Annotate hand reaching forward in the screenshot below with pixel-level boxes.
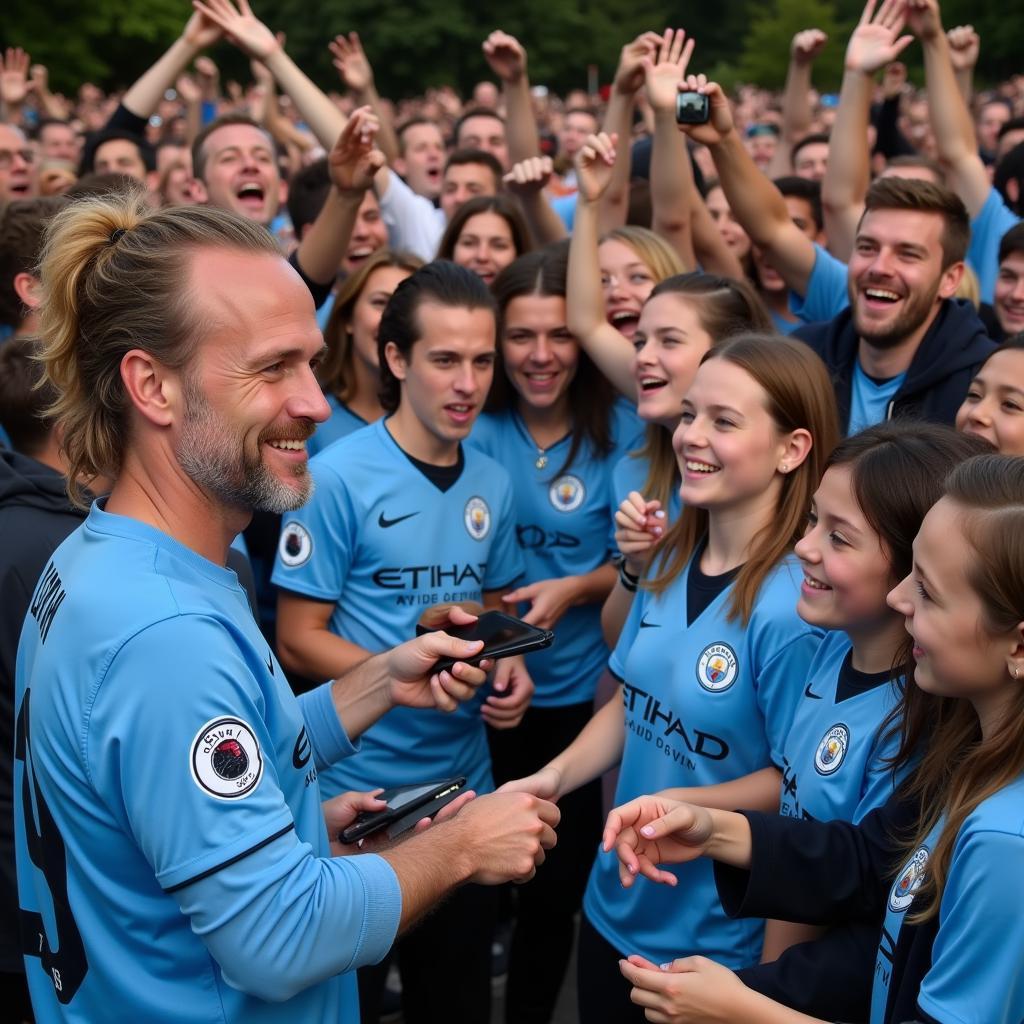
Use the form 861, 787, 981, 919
844, 0, 913, 75
329, 32, 375, 93
614, 491, 666, 572
602, 795, 714, 888
482, 30, 527, 84
192, 0, 280, 62
575, 131, 618, 203
643, 28, 696, 114
327, 105, 386, 193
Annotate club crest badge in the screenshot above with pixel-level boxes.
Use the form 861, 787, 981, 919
549, 474, 585, 513
190, 717, 264, 800
888, 845, 930, 913
278, 521, 313, 568
464, 496, 491, 540
696, 642, 738, 692
814, 724, 850, 776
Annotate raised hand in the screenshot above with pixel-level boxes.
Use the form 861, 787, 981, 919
482, 30, 527, 84
881, 60, 908, 98
501, 574, 576, 630
602, 794, 714, 888
181, 7, 223, 49
613, 30, 665, 97
791, 27, 829, 64
0, 47, 32, 108
575, 130, 618, 203
614, 491, 666, 571
191, 0, 280, 62
845, 0, 913, 75
327, 106, 386, 192
675, 76, 734, 146
643, 28, 696, 114
175, 74, 202, 105
329, 32, 374, 93
905, 0, 944, 42
502, 155, 554, 196
946, 24, 980, 71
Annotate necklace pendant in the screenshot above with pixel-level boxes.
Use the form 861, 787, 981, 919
535, 454, 548, 470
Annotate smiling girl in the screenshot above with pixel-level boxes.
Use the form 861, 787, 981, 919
468, 245, 643, 1022
955, 333, 1024, 455
435, 194, 532, 286
607, 452, 1024, 1024
501, 334, 839, 1021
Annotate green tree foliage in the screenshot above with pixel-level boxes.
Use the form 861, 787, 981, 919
721, 0, 848, 91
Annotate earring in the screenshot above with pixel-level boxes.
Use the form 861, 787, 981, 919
1014, 666, 1021, 680
780, 463, 789, 474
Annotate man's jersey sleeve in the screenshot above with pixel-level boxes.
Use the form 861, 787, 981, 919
272, 461, 359, 602
789, 243, 849, 324
87, 615, 299, 893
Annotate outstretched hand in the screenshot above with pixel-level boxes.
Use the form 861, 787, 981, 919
845, 0, 913, 75
482, 30, 527, 84
602, 795, 714, 888
619, 954, 749, 1021
642, 28, 696, 114
192, 0, 281, 61
613, 31, 665, 97
0, 47, 32, 108
329, 32, 375, 93
575, 131, 618, 203
327, 105, 386, 193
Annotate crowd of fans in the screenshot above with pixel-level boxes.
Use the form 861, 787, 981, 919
3, 0, 1024, 1022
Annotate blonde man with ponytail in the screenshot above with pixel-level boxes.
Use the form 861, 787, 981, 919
14, 193, 558, 1023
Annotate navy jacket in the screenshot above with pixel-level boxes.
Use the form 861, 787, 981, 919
795, 299, 997, 433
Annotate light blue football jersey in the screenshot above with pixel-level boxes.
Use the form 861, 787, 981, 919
468, 400, 643, 705
779, 631, 906, 825
14, 503, 398, 1023
306, 393, 368, 458
873, 776, 1024, 1024
272, 419, 524, 797
583, 552, 821, 968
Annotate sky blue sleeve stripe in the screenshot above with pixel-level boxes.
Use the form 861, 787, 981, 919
299, 682, 359, 772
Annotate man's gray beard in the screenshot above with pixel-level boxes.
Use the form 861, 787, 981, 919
176, 379, 313, 514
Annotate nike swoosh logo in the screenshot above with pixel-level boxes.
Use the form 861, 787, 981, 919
266, 652, 275, 676
639, 614, 661, 629
804, 683, 821, 699
378, 511, 420, 529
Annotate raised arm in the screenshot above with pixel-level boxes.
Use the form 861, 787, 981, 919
822, 0, 913, 260
908, 0, 989, 215
782, 29, 828, 147
683, 75, 817, 296
599, 31, 664, 231
295, 106, 385, 286
482, 30, 539, 162
0, 47, 32, 125
121, 12, 221, 122
503, 156, 568, 244
645, 29, 698, 270
565, 132, 641, 397
945, 24, 980, 106
329, 32, 399, 165
194, 0, 346, 149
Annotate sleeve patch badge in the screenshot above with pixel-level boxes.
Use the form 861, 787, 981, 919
190, 717, 264, 800
278, 521, 313, 567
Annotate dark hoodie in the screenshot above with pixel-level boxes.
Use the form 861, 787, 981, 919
795, 298, 997, 433
0, 449, 86, 973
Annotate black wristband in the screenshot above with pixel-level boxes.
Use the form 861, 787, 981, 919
618, 562, 639, 592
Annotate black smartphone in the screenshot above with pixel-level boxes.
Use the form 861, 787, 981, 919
428, 611, 554, 674
339, 777, 467, 845
676, 90, 710, 125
